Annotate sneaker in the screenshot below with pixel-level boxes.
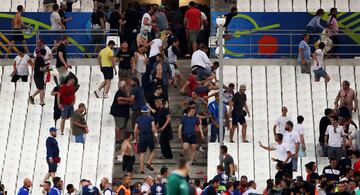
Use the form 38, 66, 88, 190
199, 146, 206, 152
29, 96, 35, 104
103, 94, 109, 99
94, 90, 100, 98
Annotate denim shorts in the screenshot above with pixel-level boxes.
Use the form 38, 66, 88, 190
313, 67, 327, 79
61, 105, 74, 119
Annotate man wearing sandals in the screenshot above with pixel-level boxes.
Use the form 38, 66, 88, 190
134, 106, 157, 173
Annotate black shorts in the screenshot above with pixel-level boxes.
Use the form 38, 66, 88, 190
34, 76, 45, 90
47, 159, 57, 173
232, 113, 246, 125
138, 135, 155, 153
13, 29, 24, 42
182, 134, 197, 144
101, 67, 114, 80
122, 155, 135, 172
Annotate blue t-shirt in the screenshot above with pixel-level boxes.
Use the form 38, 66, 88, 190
82, 185, 100, 195
181, 115, 199, 136
131, 86, 145, 111
17, 187, 30, 195
298, 40, 311, 63
49, 187, 61, 195
46, 136, 59, 160
151, 183, 165, 195
208, 100, 227, 126
136, 115, 154, 135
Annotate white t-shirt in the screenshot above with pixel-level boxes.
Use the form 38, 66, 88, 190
313, 48, 324, 70
191, 50, 211, 69
141, 13, 152, 32
34, 45, 52, 64
141, 183, 151, 195
243, 188, 257, 195
283, 130, 300, 154
275, 116, 292, 134
135, 52, 147, 73
167, 45, 177, 64
14, 54, 31, 76
149, 39, 162, 58
275, 142, 291, 163
196, 187, 202, 195
51, 11, 62, 30
325, 125, 345, 147
294, 123, 305, 136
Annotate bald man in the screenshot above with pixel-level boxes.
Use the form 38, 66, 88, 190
17, 178, 32, 195
141, 176, 153, 195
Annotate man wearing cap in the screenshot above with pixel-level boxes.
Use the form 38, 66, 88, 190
43, 127, 60, 183
229, 84, 250, 143
134, 106, 157, 173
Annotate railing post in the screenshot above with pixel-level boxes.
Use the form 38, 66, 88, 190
290, 32, 293, 58
250, 31, 252, 58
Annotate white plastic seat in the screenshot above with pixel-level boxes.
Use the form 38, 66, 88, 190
237, 0, 250, 11
81, 0, 94, 12
106, 36, 121, 48
321, 0, 335, 12
11, 0, 25, 12
25, 0, 39, 11
278, 0, 292, 11
265, 0, 278, 12
293, 0, 307, 11
336, 0, 349, 11
250, 0, 264, 12
307, 0, 320, 12
0, 0, 11, 11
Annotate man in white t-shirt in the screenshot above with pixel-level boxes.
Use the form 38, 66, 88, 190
260, 133, 293, 178
149, 38, 163, 59
283, 121, 300, 172
141, 176, 153, 195
324, 116, 346, 161
141, 7, 154, 33
50, 4, 65, 31
191, 45, 213, 81
273, 106, 292, 137
312, 42, 330, 83
294, 115, 306, 156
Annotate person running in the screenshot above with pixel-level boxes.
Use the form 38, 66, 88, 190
94, 40, 117, 99
58, 78, 76, 135
134, 106, 157, 173
43, 127, 60, 183
312, 42, 330, 83
229, 84, 250, 143
29, 49, 47, 106
179, 107, 204, 163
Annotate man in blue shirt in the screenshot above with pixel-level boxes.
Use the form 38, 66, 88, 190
179, 107, 204, 163
298, 33, 311, 74
49, 177, 62, 195
43, 127, 60, 183
17, 178, 32, 195
134, 106, 157, 174
129, 77, 146, 129
208, 92, 230, 142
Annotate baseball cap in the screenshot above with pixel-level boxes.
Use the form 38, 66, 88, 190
141, 106, 149, 113
49, 127, 57, 132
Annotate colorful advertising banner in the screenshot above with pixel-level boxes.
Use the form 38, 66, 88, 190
211, 12, 360, 58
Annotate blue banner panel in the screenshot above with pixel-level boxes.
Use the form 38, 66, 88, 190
211, 12, 360, 58
0, 12, 98, 57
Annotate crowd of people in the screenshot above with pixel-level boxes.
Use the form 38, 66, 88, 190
3, 1, 360, 195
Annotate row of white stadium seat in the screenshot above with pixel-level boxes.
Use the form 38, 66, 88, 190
0, 0, 91, 12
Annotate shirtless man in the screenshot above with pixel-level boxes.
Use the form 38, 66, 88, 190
8, 5, 29, 56
120, 132, 135, 177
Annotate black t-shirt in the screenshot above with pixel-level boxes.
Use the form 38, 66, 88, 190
91, 10, 105, 25
109, 11, 121, 30
224, 12, 237, 28
53, 86, 60, 110
322, 165, 341, 181
155, 108, 171, 130
117, 50, 132, 70
124, 9, 139, 31
319, 116, 331, 143
148, 93, 165, 111
56, 43, 67, 68
58, 9, 66, 27
231, 92, 246, 115
110, 89, 130, 118
34, 56, 45, 77
223, 154, 234, 176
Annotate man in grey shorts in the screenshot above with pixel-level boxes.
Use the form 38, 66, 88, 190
110, 81, 131, 142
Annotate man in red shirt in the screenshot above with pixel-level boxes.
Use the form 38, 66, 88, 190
58, 77, 76, 135
353, 150, 360, 174
184, 1, 201, 54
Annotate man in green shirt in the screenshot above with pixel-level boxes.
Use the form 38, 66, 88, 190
71, 103, 89, 143
167, 158, 190, 195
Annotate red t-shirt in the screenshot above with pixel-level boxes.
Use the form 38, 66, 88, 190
187, 74, 198, 96
185, 7, 201, 30
59, 84, 75, 105
354, 160, 360, 173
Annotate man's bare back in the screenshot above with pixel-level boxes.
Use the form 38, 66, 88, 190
13, 12, 23, 29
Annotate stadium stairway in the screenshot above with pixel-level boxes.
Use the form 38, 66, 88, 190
112, 60, 209, 183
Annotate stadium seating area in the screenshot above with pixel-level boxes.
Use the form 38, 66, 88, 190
0, 65, 116, 194
208, 62, 360, 190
